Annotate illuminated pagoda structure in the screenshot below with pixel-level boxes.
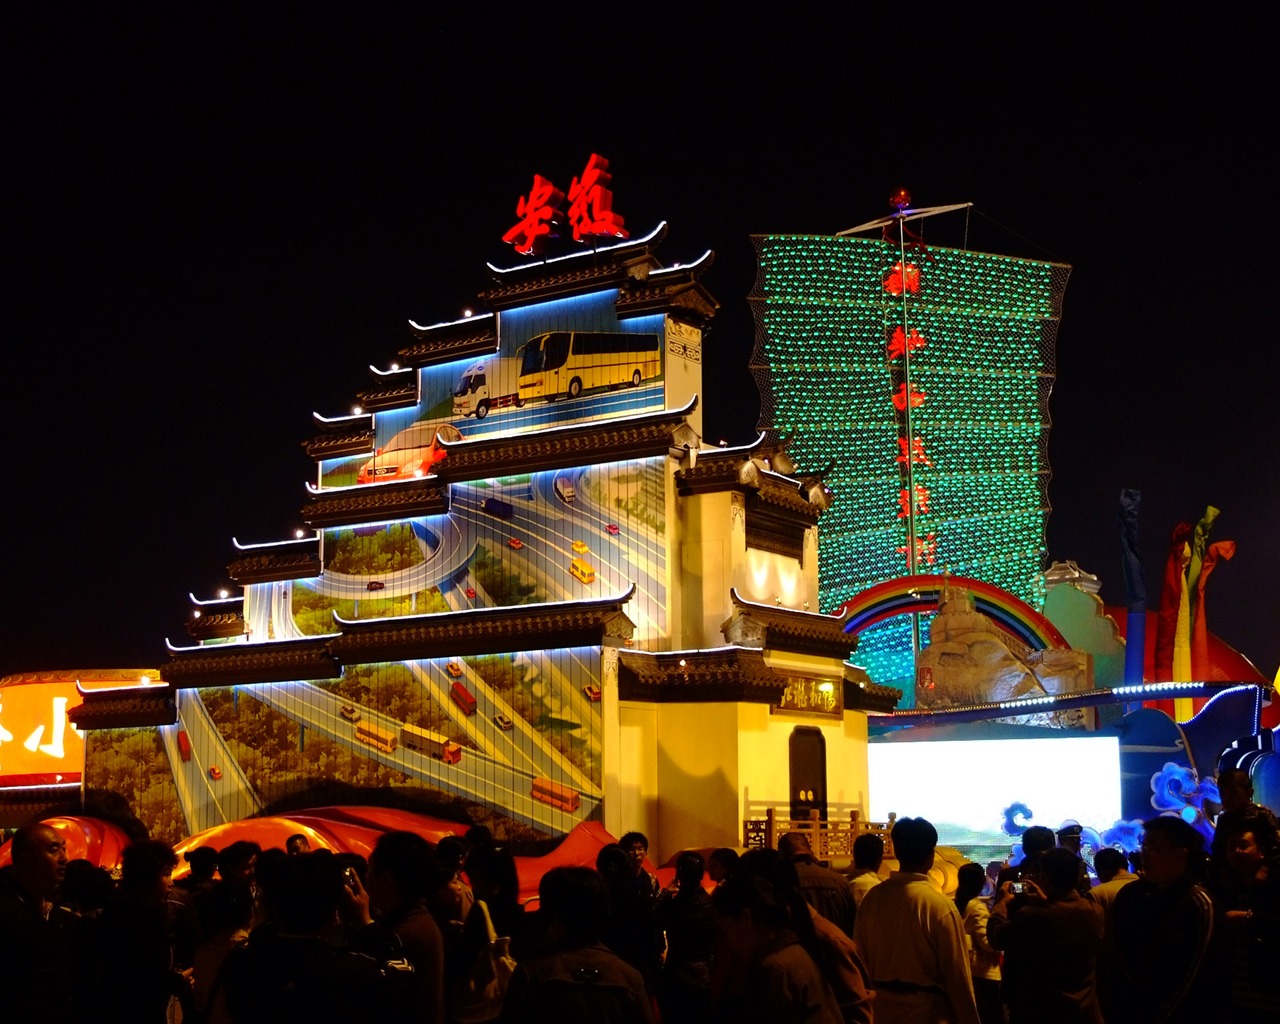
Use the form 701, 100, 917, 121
65, 218, 899, 857
749, 207, 1071, 699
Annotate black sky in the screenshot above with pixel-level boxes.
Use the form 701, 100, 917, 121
7, 12, 1276, 680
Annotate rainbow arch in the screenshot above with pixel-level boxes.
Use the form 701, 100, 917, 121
833, 575, 1070, 651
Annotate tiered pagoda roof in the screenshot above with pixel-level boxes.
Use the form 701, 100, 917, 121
227, 539, 322, 584
616, 591, 901, 712
332, 589, 636, 662
676, 435, 833, 559
301, 413, 375, 460
301, 478, 451, 529
618, 647, 789, 703
355, 366, 418, 413
433, 399, 701, 480
68, 685, 177, 729
154, 591, 636, 692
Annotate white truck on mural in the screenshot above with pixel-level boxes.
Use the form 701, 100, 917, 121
452, 357, 523, 419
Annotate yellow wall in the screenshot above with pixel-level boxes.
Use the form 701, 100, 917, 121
736, 526, 821, 612
611, 695, 872, 863
655, 702, 743, 854
607, 447, 868, 863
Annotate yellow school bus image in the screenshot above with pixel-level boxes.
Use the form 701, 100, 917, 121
516, 331, 660, 403
569, 557, 596, 584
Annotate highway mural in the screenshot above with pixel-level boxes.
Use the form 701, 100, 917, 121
255, 458, 668, 645
185, 455, 668, 838
184, 643, 606, 839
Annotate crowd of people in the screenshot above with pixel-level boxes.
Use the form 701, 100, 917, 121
1, 770, 1276, 1023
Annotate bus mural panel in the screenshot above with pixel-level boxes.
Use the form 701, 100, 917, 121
516, 331, 661, 403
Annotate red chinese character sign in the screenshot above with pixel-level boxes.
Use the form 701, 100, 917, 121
502, 154, 628, 256
882, 241, 934, 575
568, 153, 629, 242
887, 326, 927, 361
502, 174, 566, 256
883, 262, 921, 296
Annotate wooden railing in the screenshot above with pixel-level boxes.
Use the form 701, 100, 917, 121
743, 808, 896, 866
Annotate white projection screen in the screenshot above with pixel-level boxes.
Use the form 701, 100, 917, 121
868, 735, 1122, 859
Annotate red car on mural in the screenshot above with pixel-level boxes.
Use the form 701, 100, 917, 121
356, 422, 463, 484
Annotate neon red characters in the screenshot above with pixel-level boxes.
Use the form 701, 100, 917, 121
896, 436, 934, 467
890, 383, 928, 412
883, 262, 921, 296
897, 532, 938, 569
567, 153, 629, 243
502, 173, 566, 256
502, 154, 628, 255
897, 486, 932, 519
887, 326, 927, 361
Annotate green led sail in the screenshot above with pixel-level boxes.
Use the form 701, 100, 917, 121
750, 233, 1070, 698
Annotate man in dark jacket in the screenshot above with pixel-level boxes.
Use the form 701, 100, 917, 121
221, 851, 415, 1023
1111, 816, 1226, 1024
779, 831, 858, 938
0, 822, 82, 1024
989, 847, 1105, 1023
366, 830, 447, 1024
500, 866, 653, 1023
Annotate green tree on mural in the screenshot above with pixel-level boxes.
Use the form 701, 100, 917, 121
472, 546, 541, 605
326, 523, 424, 575
85, 729, 187, 845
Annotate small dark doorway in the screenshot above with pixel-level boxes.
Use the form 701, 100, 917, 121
789, 726, 828, 821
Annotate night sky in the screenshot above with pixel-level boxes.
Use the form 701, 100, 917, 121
7, 12, 1276, 681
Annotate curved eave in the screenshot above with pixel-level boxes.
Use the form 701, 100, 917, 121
160, 594, 636, 690
187, 614, 249, 641
398, 317, 498, 369
163, 636, 342, 689
232, 536, 317, 552
617, 646, 899, 711
333, 588, 637, 662
301, 480, 451, 529
190, 592, 243, 607
68, 690, 177, 730
722, 588, 856, 660
616, 256, 720, 327
617, 647, 787, 704
479, 225, 671, 311
751, 474, 826, 522
676, 449, 824, 521
302, 428, 376, 460
355, 378, 420, 413
228, 551, 323, 585
486, 223, 668, 275
433, 399, 699, 481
